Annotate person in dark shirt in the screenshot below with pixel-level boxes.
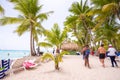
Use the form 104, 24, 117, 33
81, 45, 91, 68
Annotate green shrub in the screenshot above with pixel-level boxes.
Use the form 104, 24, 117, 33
68, 50, 77, 55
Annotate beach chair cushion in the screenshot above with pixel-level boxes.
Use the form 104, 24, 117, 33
23, 59, 37, 69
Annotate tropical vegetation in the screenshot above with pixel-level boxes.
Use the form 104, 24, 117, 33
38, 23, 67, 53
0, 0, 120, 56
64, 0, 120, 50
64, 0, 95, 49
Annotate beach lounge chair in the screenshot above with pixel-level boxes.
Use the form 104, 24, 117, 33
1, 59, 10, 74
0, 59, 10, 79
10, 58, 26, 75
0, 68, 5, 79
23, 59, 38, 69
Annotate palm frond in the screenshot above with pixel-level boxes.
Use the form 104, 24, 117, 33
38, 42, 53, 47
41, 53, 55, 62
64, 15, 78, 25
57, 51, 69, 62
60, 51, 69, 57
87, 9, 102, 16
0, 17, 23, 25
0, 5, 4, 15
69, 2, 82, 15
14, 19, 30, 36
36, 11, 53, 22
102, 3, 118, 12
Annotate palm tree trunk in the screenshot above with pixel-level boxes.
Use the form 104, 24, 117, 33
55, 64, 59, 70
113, 39, 117, 50
82, 20, 89, 45
73, 24, 82, 46
30, 22, 35, 56
32, 38, 36, 56
30, 24, 33, 56
55, 62, 59, 70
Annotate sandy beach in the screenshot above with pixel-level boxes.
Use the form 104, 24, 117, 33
3, 55, 120, 80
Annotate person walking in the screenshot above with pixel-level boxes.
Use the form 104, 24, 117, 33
107, 44, 118, 67
81, 45, 91, 68
97, 44, 106, 67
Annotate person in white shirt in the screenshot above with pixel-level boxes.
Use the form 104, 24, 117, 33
107, 44, 118, 67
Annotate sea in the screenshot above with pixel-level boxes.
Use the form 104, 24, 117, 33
0, 50, 30, 60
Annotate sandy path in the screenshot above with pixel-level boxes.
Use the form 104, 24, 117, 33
3, 55, 120, 80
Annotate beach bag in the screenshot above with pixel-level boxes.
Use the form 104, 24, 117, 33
115, 52, 119, 56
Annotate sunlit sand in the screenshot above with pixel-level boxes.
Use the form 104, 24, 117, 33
3, 55, 120, 80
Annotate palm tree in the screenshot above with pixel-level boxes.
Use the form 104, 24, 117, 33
89, 0, 120, 28
94, 22, 120, 49
40, 23, 67, 53
41, 51, 68, 70
64, 0, 94, 46
88, 0, 120, 50
0, 0, 53, 56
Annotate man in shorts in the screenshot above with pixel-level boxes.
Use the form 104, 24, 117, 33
97, 44, 106, 67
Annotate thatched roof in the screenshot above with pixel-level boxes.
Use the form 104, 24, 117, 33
61, 42, 79, 51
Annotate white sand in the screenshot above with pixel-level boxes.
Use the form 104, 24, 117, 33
3, 55, 120, 80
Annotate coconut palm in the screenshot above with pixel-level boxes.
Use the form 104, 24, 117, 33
0, 0, 53, 56
94, 22, 120, 49
87, 0, 120, 50
64, 0, 94, 46
89, 0, 120, 28
41, 51, 68, 70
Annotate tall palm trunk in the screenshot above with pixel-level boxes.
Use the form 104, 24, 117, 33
30, 22, 35, 56
30, 25, 33, 56
113, 39, 117, 50
82, 19, 89, 45
32, 38, 36, 56
73, 25, 82, 46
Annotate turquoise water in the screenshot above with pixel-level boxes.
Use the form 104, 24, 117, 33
0, 50, 30, 59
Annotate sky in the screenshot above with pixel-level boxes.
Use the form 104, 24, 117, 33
0, 0, 88, 50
